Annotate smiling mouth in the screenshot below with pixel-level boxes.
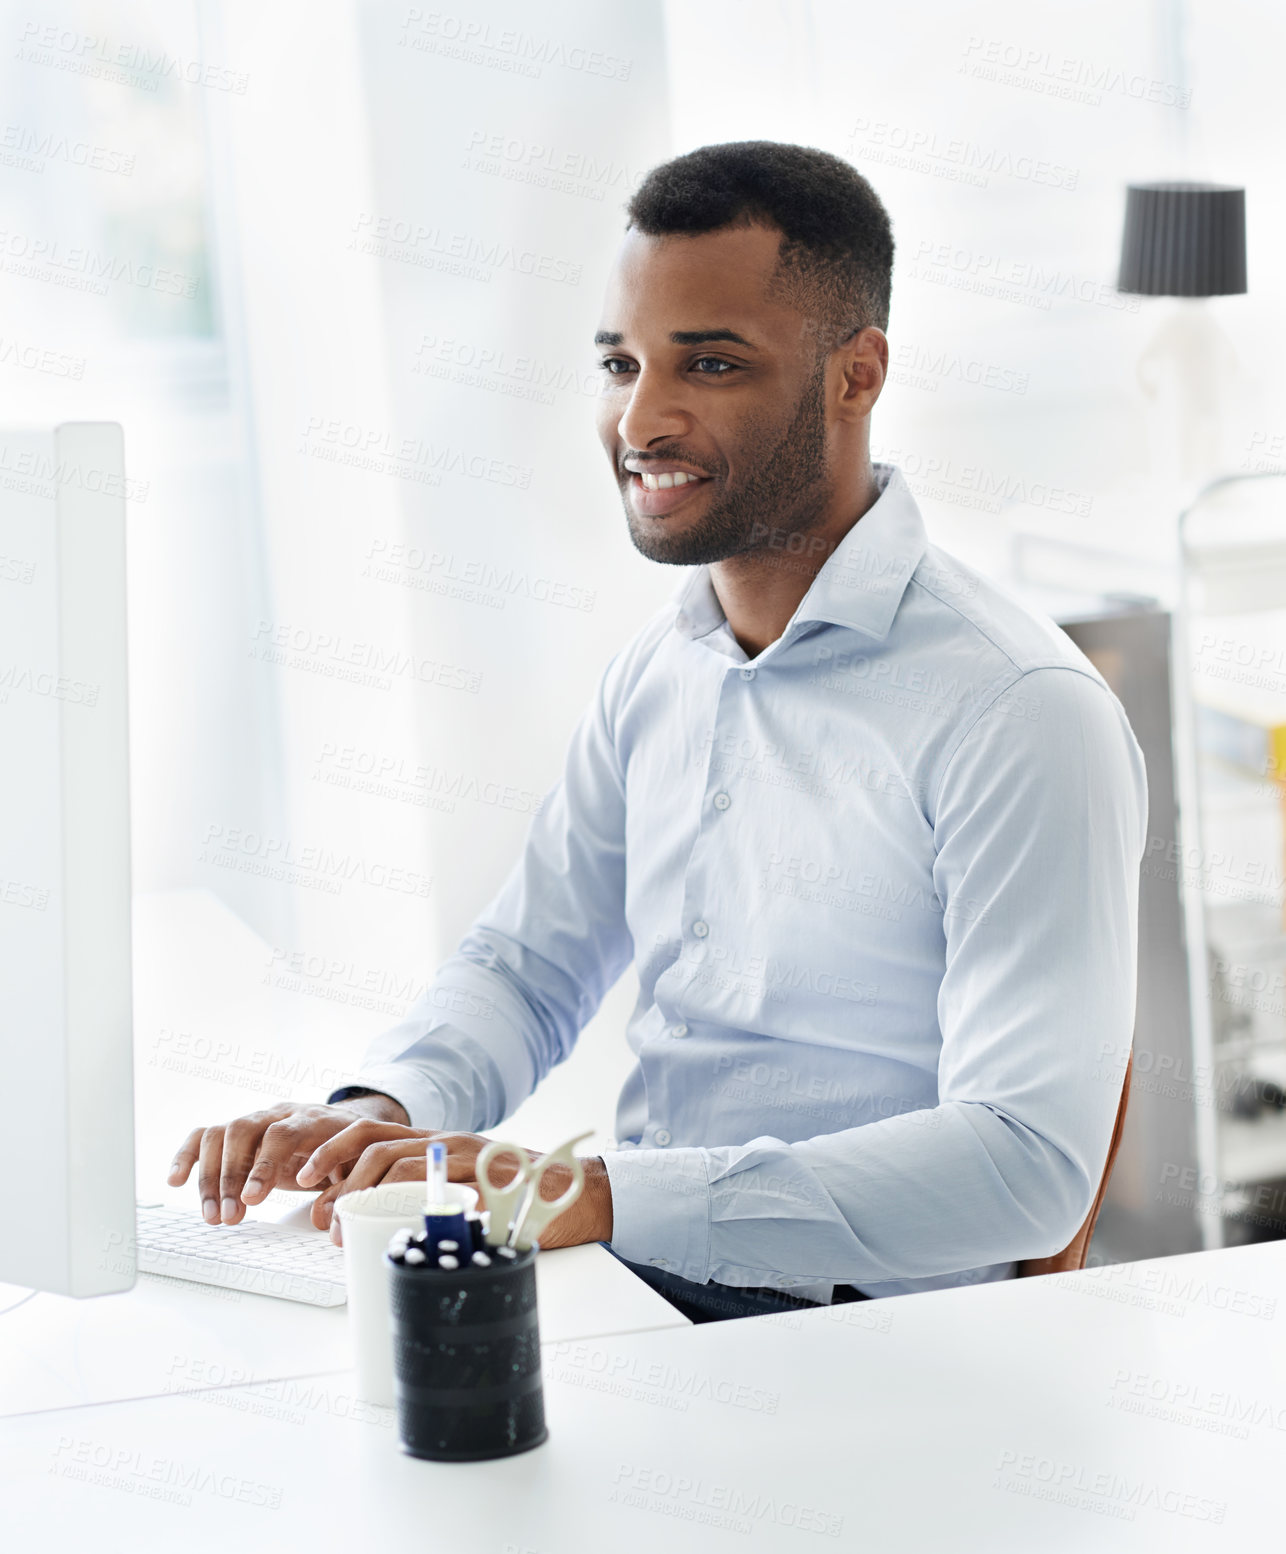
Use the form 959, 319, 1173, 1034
626, 470, 713, 517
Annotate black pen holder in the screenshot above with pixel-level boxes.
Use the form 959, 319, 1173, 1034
386, 1244, 547, 1461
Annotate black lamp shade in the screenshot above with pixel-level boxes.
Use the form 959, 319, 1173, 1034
1117, 182, 1247, 297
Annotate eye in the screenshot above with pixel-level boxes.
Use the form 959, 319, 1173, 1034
692, 357, 738, 375
597, 357, 634, 376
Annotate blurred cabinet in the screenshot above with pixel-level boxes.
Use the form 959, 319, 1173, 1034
1173, 476, 1286, 1250
1013, 473, 1286, 1262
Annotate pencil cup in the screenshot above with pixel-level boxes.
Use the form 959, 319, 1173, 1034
335, 1180, 478, 1407
387, 1243, 547, 1461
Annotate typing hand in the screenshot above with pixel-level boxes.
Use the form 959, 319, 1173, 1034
168, 1094, 409, 1227
298, 1125, 614, 1248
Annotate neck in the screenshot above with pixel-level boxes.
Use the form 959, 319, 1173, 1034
711, 458, 881, 659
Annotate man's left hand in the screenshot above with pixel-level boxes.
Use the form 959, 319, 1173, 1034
295, 1121, 614, 1248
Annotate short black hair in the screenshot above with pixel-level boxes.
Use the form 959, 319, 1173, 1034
624, 141, 894, 352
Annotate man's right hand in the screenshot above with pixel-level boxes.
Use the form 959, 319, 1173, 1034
168, 1094, 410, 1227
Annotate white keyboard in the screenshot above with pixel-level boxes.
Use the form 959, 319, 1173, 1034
134, 1203, 347, 1307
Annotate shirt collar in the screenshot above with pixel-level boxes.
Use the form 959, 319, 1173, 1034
672, 462, 928, 647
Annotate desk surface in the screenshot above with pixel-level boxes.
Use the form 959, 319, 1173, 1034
0, 890, 686, 1419
6, 1239, 1283, 1550
6, 889, 1283, 1547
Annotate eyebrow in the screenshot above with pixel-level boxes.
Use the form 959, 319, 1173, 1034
593, 328, 760, 349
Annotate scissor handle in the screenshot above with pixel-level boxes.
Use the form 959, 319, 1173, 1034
509, 1129, 595, 1250
475, 1140, 537, 1245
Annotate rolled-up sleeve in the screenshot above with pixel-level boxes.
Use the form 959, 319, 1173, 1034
605, 665, 1149, 1290
330, 651, 635, 1130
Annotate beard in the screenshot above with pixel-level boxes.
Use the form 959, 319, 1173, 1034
621, 354, 834, 568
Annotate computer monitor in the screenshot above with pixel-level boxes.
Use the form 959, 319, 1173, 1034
0, 422, 136, 1296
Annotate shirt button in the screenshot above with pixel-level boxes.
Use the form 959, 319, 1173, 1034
670, 1023, 689, 1038
692, 920, 709, 938
712, 791, 731, 810
654, 1128, 672, 1146
740, 665, 756, 680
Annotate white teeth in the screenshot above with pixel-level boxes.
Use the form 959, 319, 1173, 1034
639, 471, 700, 490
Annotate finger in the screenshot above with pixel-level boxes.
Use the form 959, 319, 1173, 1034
241, 1117, 318, 1203
386, 1156, 426, 1183
311, 1180, 345, 1235
218, 1113, 280, 1221
341, 1139, 430, 1196
196, 1126, 226, 1224
297, 1120, 418, 1187
168, 1127, 204, 1187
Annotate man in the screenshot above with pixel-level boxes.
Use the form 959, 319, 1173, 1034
171, 141, 1147, 1320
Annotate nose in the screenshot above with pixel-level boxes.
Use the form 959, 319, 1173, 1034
615, 365, 691, 455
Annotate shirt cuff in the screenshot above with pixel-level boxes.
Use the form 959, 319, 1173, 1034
326, 1065, 450, 1131
603, 1145, 712, 1283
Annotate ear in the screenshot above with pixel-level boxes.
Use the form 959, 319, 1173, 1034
835, 326, 888, 421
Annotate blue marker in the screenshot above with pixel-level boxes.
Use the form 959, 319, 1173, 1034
423, 1140, 470, 1255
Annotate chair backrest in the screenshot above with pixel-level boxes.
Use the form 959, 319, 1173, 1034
1017, 1052, 1133, 1278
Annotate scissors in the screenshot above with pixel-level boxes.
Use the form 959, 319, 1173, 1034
475, 1130, 594, 1250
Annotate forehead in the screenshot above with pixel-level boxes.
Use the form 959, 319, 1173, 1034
598, 223, 809, 349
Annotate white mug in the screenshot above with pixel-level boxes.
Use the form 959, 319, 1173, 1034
335, 1179, 479, 1406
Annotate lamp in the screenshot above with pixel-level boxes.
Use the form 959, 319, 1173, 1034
1118, 182, 1246, 299
1117, 182, 1248, 498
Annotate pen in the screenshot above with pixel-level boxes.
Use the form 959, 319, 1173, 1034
423, 1140, 470, 1255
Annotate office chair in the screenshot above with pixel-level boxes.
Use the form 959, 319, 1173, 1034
1017, 1052, 1134, 1277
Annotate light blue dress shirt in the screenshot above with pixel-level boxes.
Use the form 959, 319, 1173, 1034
335, 462, 1148, 1302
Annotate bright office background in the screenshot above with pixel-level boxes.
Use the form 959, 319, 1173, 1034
3, 0, 1283, 1153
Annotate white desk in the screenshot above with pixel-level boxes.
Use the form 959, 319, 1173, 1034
6, 1240, 1283, 1549
7, 889, 1284, 1546
0, 890, 686, 1419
